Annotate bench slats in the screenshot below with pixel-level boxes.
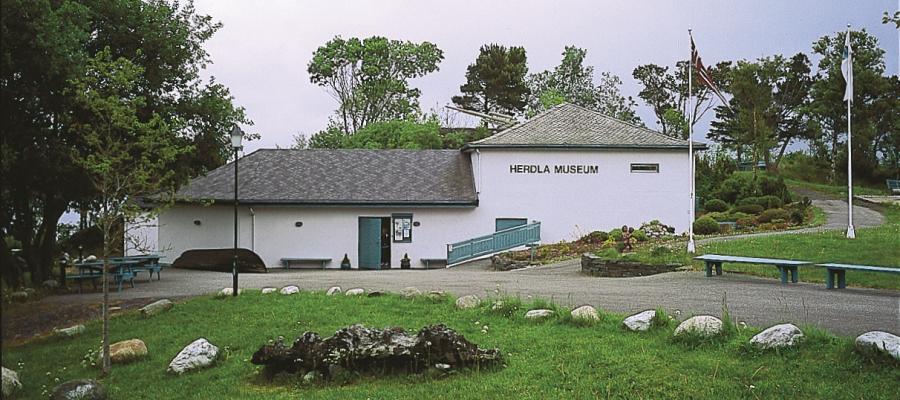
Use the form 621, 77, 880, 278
815, 263, 900, 274
694, 254, 811, 266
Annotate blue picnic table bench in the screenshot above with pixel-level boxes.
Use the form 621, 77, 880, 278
72, 259, 139, 292
815, 263, 900, 289
694, 254, 812, 284
887, 179, 900, 195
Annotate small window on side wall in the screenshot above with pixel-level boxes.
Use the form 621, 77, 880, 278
630, 163, 659, 173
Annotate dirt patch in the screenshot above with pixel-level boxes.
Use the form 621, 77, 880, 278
1, 297, 176, 347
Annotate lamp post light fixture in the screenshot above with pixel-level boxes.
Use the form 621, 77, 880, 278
230, 125, 244, 297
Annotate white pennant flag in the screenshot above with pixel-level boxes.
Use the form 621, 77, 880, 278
841, 29, 853, 103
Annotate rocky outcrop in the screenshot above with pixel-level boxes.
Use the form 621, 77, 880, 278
581, 254, 678, 277
2, 367, 22, 398
623, 310, 656, 332
50, 379, 106, 400
749, 324, 804, 349
490, 253, 530, 271
251, 324, 502, 380
167, 338, 219, 375
570, 305, 600, 321
673, 316, 723, 338
854, 331, 900, 360
109, 339, 148, 364
140, 299, 174, 318
455, 295, 480, 309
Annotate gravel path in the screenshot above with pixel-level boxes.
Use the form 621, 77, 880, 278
40, 264, 899, 337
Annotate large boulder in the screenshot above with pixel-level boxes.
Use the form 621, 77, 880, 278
54, 324, 86, 338
570, 305, 600, 321
280, 286, 300, 295
749, 324, 804, 349
140, 299, 174, 318
50, 379, 106, 400
344, 288, 365, 296
623, 310, 656, 332
325, 286, 341, 296
399, 287, 421, 298
251, 324, 502, 378
854, 331, 900, 360
455, 295, 480, 310
2, 367, 22, 398
167, 338, 219, 375
109, 339, 148, 364
525, 309, 554, 320
674, 315, 723, 338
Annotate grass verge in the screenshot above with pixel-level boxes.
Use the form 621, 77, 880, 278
2, 292, 898, 399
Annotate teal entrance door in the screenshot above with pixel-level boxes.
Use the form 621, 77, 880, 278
358, 217, 382, 270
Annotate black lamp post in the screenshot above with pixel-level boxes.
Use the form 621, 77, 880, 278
230, 125, 244, 297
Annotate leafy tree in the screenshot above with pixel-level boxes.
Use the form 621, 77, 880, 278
452, 44, 529, 115
0, 0, 250, 286
809, 29, 887, 182
306, 122, 348, 149
308, 36, 444, 134
527, 47, 640, 124
344, 119, 443, 149
884, 10, 900, 28
66, 49, 187, 374
632, 60, 731, 138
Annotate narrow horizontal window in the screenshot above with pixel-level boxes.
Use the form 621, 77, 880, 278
630, 163, 659, 173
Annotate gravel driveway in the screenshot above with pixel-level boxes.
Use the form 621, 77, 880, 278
41, 262, 899, 337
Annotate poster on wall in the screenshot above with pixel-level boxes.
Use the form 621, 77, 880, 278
393, 214, 412, 242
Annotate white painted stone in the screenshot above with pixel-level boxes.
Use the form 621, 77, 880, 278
674, 315, 723, 338
167, 338, 219, 375
525, 309, 554, 320
217, 288, 241, 297
280, 286, 300, 295
261, 287, 277, 294
855, 331, 900, 360
140, 299, 174, 317
399, 287, 421, 298
455, 295, 480, 309
326, 286, 342, 296
53, 324, 86, 338
623, 310, 656, 332
2, 367, 21, 398
345, 288, 365, 296
571, 305, 600, 321
750, 324, 804, 349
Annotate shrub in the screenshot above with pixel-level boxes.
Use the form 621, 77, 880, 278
790, 209, 806, 225
692, 216, 720, 235
579, 231, 608, 244
650, 246, 671, 257
733, 204, 764, 215
728, 212, 750, 221
608, 228, 624, 241
703, 212, 731, 222
737, 195, 783, 209
735, 216, 757, 228
757, 208, 791, 223
712, 172, 791, 204
632, 229, 648, 242
704, 199, 729, 212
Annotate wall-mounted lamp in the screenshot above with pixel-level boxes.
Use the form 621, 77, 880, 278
193, 220, 202, 226
295, 221, 303, 227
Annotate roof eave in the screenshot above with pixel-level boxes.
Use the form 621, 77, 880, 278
463, 143, 708, 150
172, 198, 480, 208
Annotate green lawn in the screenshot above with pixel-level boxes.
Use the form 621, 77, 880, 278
2, 292, 898, 399
699, 205, 900, 289
785, 178, 889, 197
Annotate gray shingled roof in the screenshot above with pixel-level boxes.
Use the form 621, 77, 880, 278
466, 103, 705, 149
175, 149, 478, 206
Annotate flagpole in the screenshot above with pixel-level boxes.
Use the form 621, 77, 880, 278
846, 24, 856, 239
687, 28, 696, 253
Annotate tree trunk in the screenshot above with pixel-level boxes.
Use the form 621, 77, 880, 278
773, 138, 791, 171
30, 197, 67, 285
101, 221, 111, 375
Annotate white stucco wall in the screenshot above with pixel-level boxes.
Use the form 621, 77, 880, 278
158, 147, 692, 268
470, 148, 691, 242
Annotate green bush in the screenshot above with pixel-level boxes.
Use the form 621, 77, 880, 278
632, 229, 648, 242
650, 246, 671, 257
728, 211, 750, 221
790, 209, 806, 224
737, 195, 783, 209
733, 204, 764, 215
608, 228, 624, 241
712, 172, 791, 204
757, 208, 791, 223
580, 231, 609, 244
735, 216, 757, 228
692, 216, 720, 235
703, 212, 731, 222
703, 199, 729, 212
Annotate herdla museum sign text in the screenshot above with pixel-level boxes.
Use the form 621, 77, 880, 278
509, 164, 600, 174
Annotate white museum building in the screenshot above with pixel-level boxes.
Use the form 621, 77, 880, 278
135, 104, 703, 269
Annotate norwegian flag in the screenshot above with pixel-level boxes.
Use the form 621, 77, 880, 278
691, 36, 731, 109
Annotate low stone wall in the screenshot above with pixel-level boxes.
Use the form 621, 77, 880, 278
581, 253, 678, 277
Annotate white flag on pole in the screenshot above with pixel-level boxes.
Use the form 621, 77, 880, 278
841, 29, 853, 103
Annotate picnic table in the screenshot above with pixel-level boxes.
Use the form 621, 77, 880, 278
694, 254, 812, 284
111, 254, 166, 281
73, 259, 140, 292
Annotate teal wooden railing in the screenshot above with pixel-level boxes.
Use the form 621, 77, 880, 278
447, 222, 541, 265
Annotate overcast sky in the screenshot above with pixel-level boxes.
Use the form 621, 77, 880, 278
193, 0, 899, 152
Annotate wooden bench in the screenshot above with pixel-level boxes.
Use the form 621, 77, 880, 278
421, 258, 447, 269
815, 263, 900, 289
131, 262, 169, 281
65, 272, 102, 293
280, 258, 331, 269
887, 179, 900, 195
694, 254, 812, 284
